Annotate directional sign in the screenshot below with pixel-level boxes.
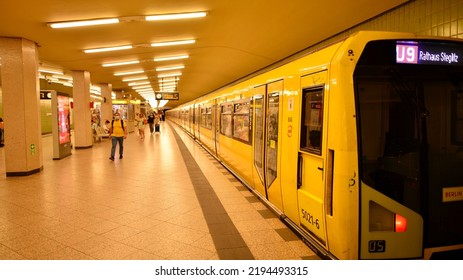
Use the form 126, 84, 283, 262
155, 92, 179, 100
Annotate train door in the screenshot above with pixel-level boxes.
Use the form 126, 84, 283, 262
297, 73, 328, 247
195, 104, 200, 140
189, 106, 194, 134
211, 100, 218, 157
252, 80, 283, 209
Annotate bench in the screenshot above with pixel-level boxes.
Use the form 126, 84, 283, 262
93, 126, 109, 142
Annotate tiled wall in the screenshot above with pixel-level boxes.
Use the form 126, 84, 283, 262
316, 0, 463, 49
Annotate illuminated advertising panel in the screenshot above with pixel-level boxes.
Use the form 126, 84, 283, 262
57, 95, 70, 144
396, 41, 463, 65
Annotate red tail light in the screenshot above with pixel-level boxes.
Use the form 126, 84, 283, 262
395, 214, 407, 232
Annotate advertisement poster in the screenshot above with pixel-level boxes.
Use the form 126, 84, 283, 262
57, 95, 70, 144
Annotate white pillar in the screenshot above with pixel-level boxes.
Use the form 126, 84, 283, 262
100, 83, 113, 123
72, 70, 93, 149
0, 37, 43, 176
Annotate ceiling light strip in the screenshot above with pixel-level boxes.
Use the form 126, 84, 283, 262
84, 45, 133, 53
132, 85, 152, 90
122, 76, 148, 82
145, 12, 206, 21
151, 39, 195, 47
114, 70, 145, 76
156, 65, 185, 72
103, 60, 139, 67
158, 73, 182, 78
158, 78, 179, 83
49, 18, 120, 29
39, 68, 64, 75
159, 81, 177, 87
154, 55, 189, 62
128, 81, 150, 86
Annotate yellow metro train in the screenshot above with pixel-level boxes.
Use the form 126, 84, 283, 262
167, 31, 463, 259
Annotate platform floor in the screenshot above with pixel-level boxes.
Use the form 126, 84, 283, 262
0, 121, 319, 260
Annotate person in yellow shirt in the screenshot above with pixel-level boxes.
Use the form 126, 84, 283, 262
109, 112, 127, 160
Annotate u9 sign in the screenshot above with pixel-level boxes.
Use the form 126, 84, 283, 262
396, 41, 462, 65
396, 44, 418, 64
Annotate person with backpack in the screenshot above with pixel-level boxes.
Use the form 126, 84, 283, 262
147, 112, 155, 134
108, 112, 127, 161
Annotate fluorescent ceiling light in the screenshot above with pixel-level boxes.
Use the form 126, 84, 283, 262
158, 73, 182, 78
154, 55, 189, 62
159, 81, 177, 87
145, 11, 206, 21
122, 76, 148, 82
84, 45, 132, 53
103, 60, 139, 67
151, 39, 195, 47
49, 18, 120, 29
52, 75, 73, 81
158, 77, 179, 83
156, 65, 185, 72
39, 68, 63, 75
128, 81, 150, 86
132, 85, 152, 90
114, 70, 144, 76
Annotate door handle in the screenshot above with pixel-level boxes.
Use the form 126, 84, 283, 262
297, 153, 303, 188
317, 167, 324, 171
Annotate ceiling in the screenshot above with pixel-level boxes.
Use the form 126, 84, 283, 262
0, 0, 408, 108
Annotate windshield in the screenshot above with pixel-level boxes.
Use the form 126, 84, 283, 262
354, 39, 463, 246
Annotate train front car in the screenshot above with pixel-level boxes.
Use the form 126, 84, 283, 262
352, 33, 463, 259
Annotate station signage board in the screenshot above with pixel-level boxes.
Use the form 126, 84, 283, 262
155, 91, 179, 100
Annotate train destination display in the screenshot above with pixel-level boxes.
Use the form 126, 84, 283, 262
396, 41, 463, 65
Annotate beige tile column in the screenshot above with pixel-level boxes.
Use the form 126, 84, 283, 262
0, 37, 43, 176
72, 70, 93, 149
100, 83, 113, 123
115, 91, 124, 99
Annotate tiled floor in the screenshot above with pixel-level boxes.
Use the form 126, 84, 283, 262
0, 121, 319, 260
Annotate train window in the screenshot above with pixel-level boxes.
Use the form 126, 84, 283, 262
220, 103, 233, 137
254, 94, 265, 180
206, 107, 212, 129
300, 87, 324, 155
201, 106, 212, 130
201, 107, 206, 128
233, 101, 251, 143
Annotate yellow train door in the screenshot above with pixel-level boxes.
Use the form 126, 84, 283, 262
211, 99, 219, 157
297, 73, 328, 247
252, 80, 284, 209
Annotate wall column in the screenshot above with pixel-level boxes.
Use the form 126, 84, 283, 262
100, 83, 113, 123
72, 70, 92, 149
115, 91, 124, 99
0, 37, 43, 176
